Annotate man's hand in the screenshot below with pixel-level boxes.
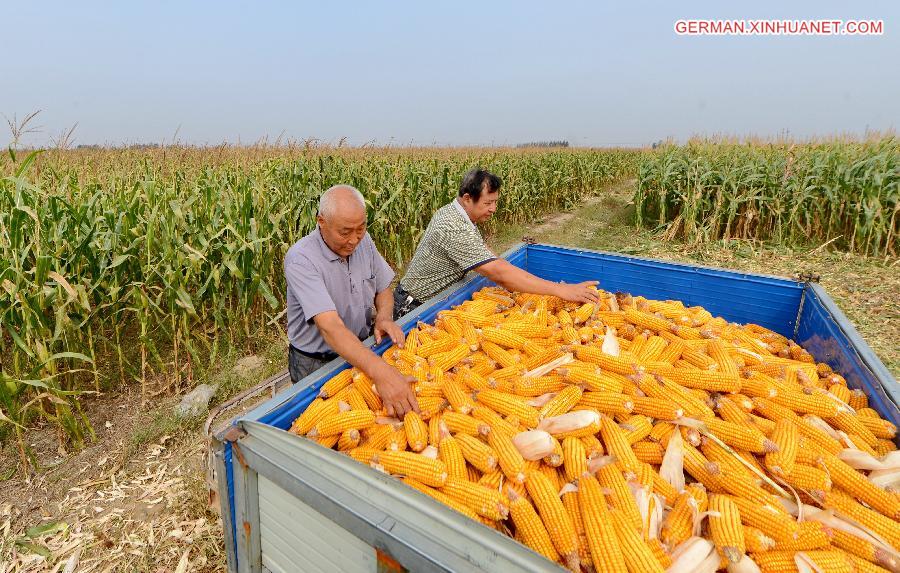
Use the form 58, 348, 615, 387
556, 281, 600, 304
374, 316, 405, 348
373, 367, 419, 417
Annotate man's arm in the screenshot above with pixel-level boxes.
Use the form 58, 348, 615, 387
475, 259, 599, 303
373, 288, 405, 347
313, 311, 418, 417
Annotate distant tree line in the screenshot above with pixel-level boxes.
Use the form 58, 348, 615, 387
516, 141, 570, 148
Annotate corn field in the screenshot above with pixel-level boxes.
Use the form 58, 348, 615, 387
635, 137, 900, 256
0, 145, 638, 465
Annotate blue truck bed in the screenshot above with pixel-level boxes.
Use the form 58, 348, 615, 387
214, 242, 898, 573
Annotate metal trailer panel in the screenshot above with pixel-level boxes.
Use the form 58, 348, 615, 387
258, 474, 377, 573
796, 284, 900, 429
239, 420, 565, 572
524, 244, 804, 337
220, 242, 898, 572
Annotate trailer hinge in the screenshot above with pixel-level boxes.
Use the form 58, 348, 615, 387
222, 425, 247, 443
793, 271, 820, 283
522, 236, 537, 245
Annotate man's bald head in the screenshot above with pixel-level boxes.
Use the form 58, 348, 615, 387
319, 185, 366, 222
316, 185, 368, 258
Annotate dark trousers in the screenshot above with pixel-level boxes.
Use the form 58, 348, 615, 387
393, 285, 423, 321
288, 345, 333, 384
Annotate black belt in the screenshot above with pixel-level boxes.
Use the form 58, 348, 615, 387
290, 344, 338, 362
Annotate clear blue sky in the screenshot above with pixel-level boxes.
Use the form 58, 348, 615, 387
3, 1, 897, 147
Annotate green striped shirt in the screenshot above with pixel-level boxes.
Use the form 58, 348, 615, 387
399, 200, 496, 301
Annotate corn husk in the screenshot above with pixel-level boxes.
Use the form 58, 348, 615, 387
667, 537, 716, 573
537, 410, 600, 435
511, 430, 555, 461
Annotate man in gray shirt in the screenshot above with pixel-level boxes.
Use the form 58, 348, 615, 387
395, 169, 599, 318
284, 185, 418, 417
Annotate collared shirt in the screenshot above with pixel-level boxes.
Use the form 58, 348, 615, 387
452, 198, 475, 227
284, 228, 394, 353
399, 200, 496, 301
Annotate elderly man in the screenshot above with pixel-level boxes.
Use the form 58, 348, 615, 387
284, 185, 419, 416
395, 168, 599, 318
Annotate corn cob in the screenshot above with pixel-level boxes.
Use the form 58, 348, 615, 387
506, 486, 561, 563
309, 409, 376, 438
599, 415, 641, 474
474, 389, 540, 427
660, 492, 696, 549
743, 526, 777, 553
562, 437, 588, 482
402, 477, 480, 520
442, 377, 475, 414
373, 451, 448, 487
595, 463, 643, 533
289, 398, 337, 435
539, 384, 583, 419
525, 470, 581, 571
633, 440, 665, 464
441, 411, 489, 437
708, 494, 746, 563
437, 422, 467, 480
829, 529, 898, 571
577, 391, 634, 416
818, 489, 900, 549
440, 477, 508, 520
512, 376, 567, 397
487, 428, 526, 484
471, 405, 520, 437
454, 433, 498, 474
730, 496, 799, 542
631, 396, 684, 420
772, 520, 832, 551
819, 455, 900, 520
578, 473, 629, 573
609, 508, 665, 572
559, 483, 592, 569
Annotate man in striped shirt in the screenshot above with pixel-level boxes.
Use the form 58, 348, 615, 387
395, 169, 599, 318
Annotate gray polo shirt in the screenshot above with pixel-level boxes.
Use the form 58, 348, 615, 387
284, 227, 394, 353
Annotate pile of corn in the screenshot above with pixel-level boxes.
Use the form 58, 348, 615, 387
290, 286, 900, 573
